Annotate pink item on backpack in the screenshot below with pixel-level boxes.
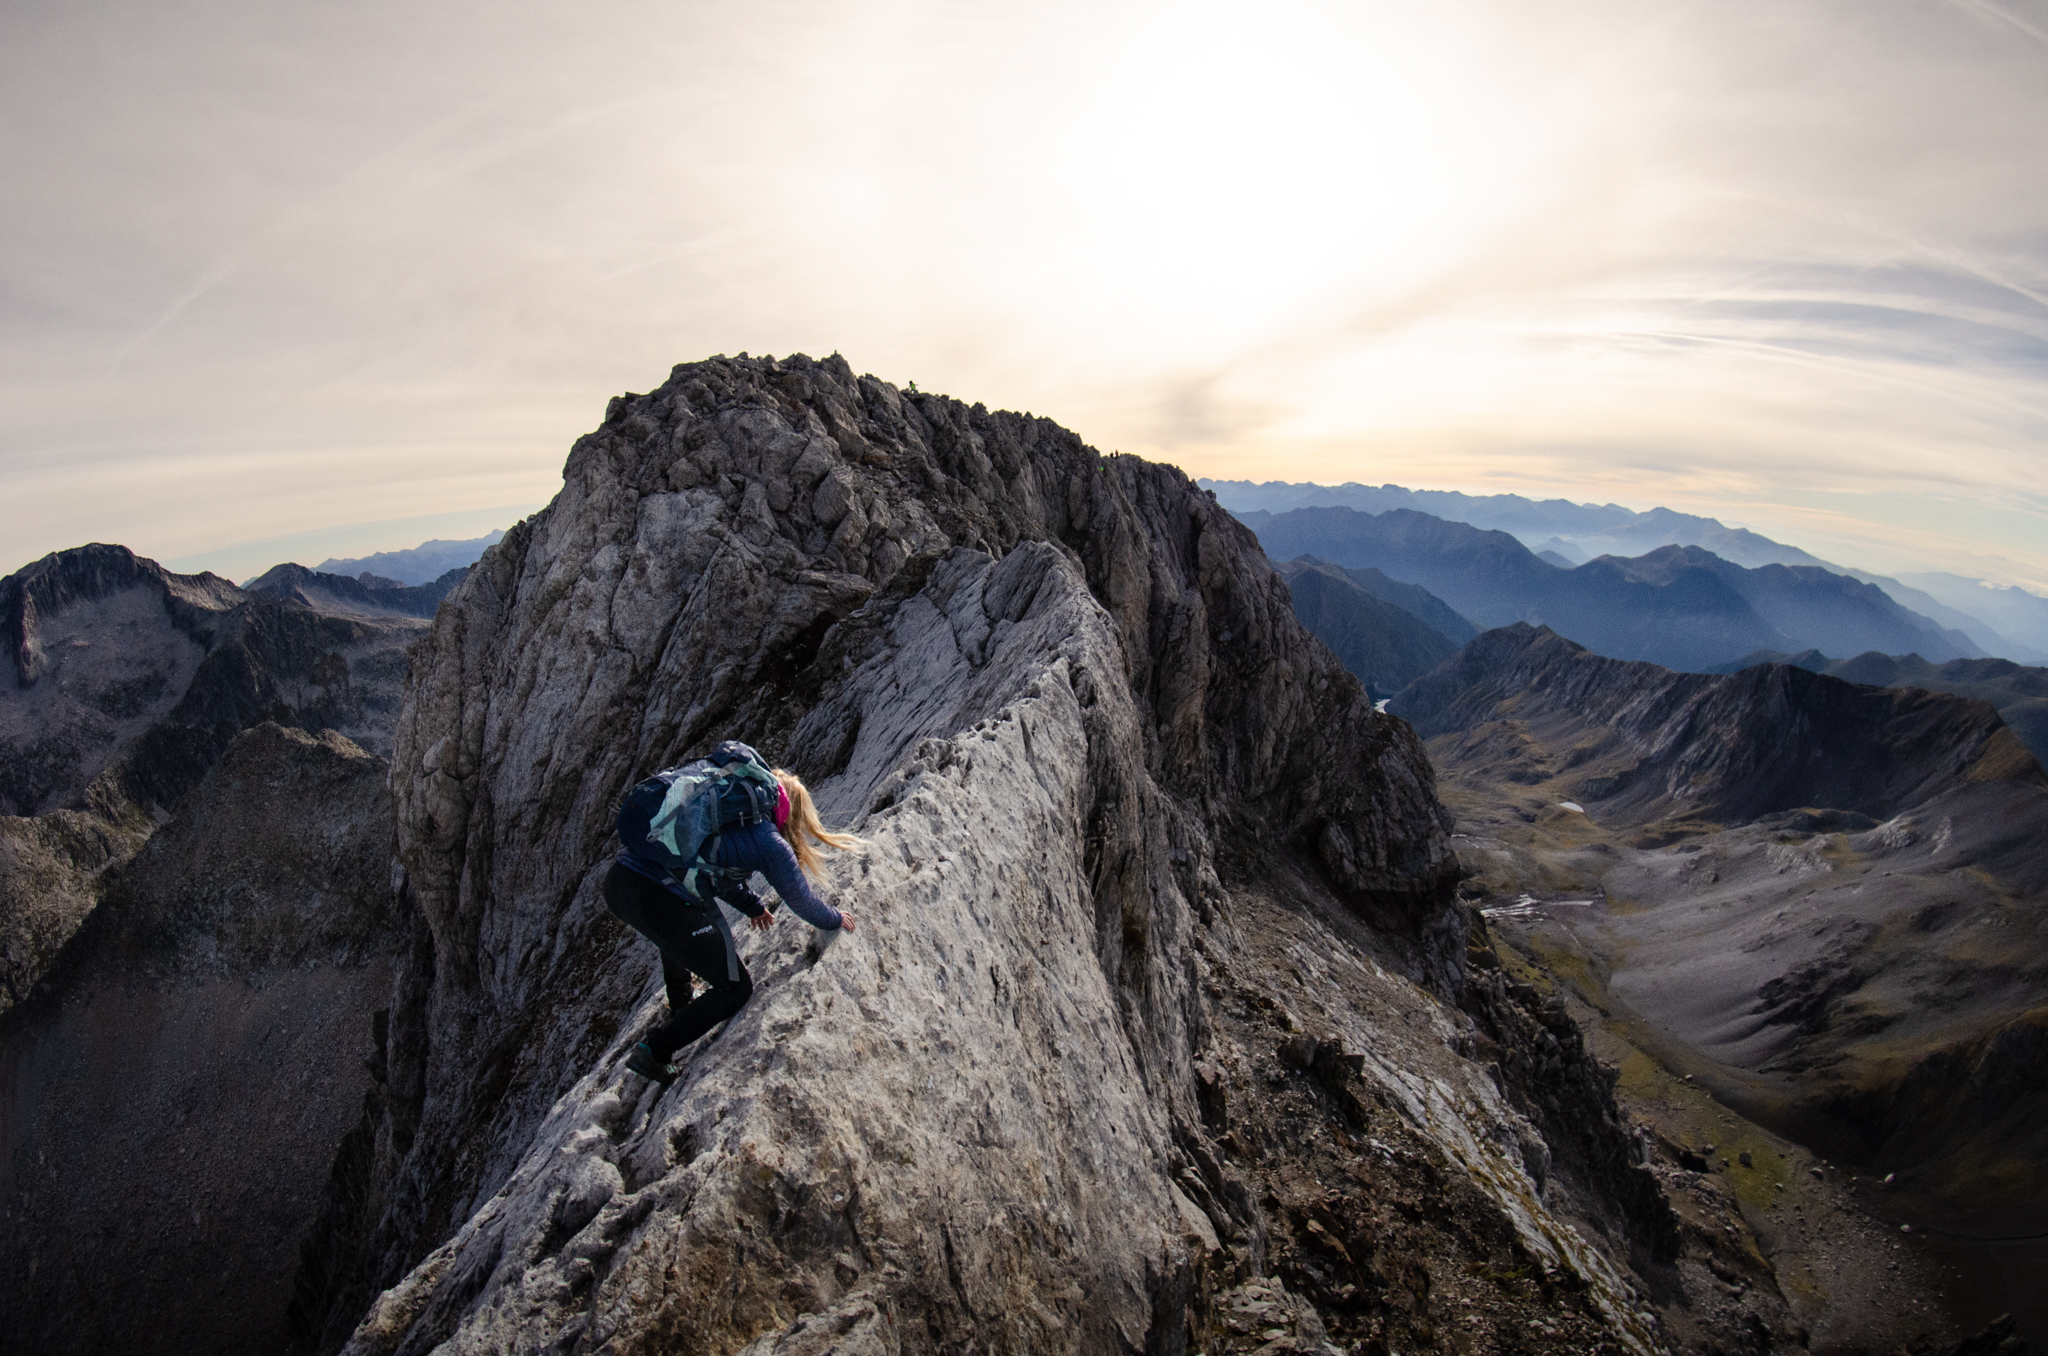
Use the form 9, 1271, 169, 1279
774, 784, 791, 829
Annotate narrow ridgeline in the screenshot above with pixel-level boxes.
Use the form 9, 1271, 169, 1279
284, 355, 1694, 1356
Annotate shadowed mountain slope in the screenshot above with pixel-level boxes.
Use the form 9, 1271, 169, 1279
0, 723, 400, 1356
1282, 555, 1477, 644
1273, 558, 1461, 698
1391, 623, 2040, 830
1711, 649, 2048, 768
279, 355, 1717, 1356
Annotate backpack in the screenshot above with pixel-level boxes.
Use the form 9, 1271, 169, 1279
617, 740, 780, 900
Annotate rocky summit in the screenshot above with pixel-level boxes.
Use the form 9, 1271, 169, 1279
248, 352, 1724, 1356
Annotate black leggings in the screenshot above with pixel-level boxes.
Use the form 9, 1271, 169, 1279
602, 862, 753, 1059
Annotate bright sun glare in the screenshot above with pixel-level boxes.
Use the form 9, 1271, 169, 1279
1028, 3, 1541, 353
5, 0, 2047, 583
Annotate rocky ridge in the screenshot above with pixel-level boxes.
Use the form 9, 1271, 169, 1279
1393, 623, 2043, 831
282, 354, 1696, 1356
1709, 649, 2048, 767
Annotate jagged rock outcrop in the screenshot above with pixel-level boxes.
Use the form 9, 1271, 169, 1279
0, 723, 400, 1356
285, 355, 1697, 1356
1393, 623, 2045, 830
0, 545, 432, 1010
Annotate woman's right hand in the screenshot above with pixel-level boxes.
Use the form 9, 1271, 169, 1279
836, 911, 857, 933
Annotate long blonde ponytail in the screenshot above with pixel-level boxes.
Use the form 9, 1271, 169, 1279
773, 769, 861, 879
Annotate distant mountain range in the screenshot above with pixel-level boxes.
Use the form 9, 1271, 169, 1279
311, 529, 503, 586
1894, 572, 2048, 661
1242, 505, 1979, 673
0, 544, 439, 1012
1205, 479, 2048, 661
1204, 479, 1832, 569
243, 562, 469, 618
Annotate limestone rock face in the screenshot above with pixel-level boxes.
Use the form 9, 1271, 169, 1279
0, 544, 431, 1010
296, 355, 1675, 1356
0, 722, 400, 1356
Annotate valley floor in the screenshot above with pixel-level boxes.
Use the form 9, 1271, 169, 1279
1437, 761, 2046, 1354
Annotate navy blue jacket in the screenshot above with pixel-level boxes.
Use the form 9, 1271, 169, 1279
618, 819, 844, 930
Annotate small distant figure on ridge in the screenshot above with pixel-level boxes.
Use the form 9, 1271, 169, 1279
605, 740, 858, 1085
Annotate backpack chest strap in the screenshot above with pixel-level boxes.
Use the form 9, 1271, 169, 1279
666, 831, 748, 902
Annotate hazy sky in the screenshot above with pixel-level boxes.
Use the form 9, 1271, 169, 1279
5, 0, 2047, 585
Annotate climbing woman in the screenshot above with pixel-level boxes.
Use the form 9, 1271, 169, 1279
604, 740, 859, 1085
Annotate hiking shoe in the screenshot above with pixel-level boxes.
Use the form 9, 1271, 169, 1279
625, 1042, 677, 1085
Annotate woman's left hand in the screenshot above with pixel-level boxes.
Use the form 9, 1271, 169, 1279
748, 911, 776, 932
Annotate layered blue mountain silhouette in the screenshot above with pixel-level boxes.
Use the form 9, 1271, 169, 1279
312, 529, 503, 586
1207, 478, 2048, 662
1270, 558, 1467, 698
1243, 504, 1984, 674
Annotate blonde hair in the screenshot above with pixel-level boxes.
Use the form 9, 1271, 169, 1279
773, 769, 861, 878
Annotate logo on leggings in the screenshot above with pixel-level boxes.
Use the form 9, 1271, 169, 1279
692, 925, 715, 937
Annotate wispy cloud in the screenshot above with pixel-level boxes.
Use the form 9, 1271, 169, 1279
1940, 0, 2048, 48
4, 0, 2048, 583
